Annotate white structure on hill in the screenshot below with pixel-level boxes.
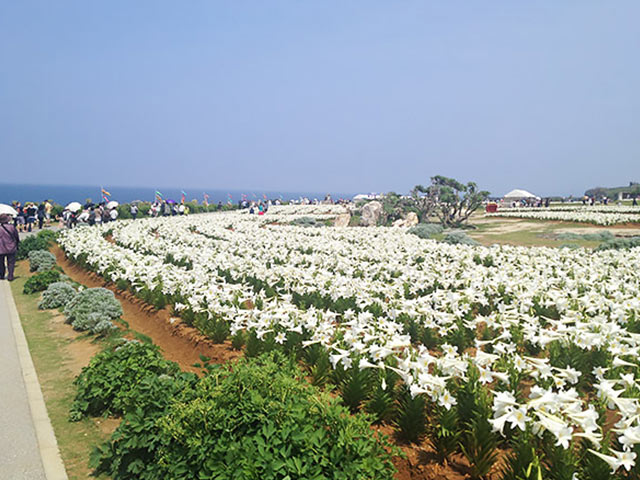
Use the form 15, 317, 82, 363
503, 189, 540, 202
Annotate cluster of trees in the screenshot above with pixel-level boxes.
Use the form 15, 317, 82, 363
380, 175, 489, 227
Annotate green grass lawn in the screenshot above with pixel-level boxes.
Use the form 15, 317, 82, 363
467, 218, 607, 248
10, 261, 112, 480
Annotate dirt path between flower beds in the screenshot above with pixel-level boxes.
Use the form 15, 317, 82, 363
51, 245, 242, 374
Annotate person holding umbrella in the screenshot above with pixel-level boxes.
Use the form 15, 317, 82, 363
0, 213, 19, 281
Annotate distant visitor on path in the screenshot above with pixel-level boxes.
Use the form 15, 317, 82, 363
0, 214, 20, 281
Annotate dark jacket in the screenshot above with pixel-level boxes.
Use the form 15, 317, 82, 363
0, 222, 20, 254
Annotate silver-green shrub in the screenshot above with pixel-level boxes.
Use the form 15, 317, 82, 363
442, 232, 478, 246
71, 311, 117, 335
28, 250, 56, 272
38, 282, 77, 310
408, 223, 443, 239
64, 288, 123, 333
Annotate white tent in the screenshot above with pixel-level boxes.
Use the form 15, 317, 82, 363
503, 189, 540, 201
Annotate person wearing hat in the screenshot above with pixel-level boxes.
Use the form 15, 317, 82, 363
0, 214, 20, 281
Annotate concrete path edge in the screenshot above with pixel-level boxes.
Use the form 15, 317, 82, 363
2, 282, 68, 480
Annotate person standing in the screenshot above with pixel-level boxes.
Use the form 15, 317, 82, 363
0, 214, 19, 281
37, 203, 46, 229
130, 203, 139, 220
44, 200, 53, 224
25, 203, 37, 232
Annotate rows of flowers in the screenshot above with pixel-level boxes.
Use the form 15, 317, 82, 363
487, 208, 640, 225
57, 208, 640, 476
510, 205, 640, 214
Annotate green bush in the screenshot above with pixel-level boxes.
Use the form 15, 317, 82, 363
38, 282, 77, 309
160, 353, 397, 479
90, 371, 197, 479
17, 231, 56, 260
408, 223, 443, 239
557, 231, 614, 242
92, 352, 398, 480
28, 249, 56, 272
64, 288, 123, 331
23, 269, 62, 294
442, 232, 478, 246
71, 340, 181, 420
291, 216, 318, 227
595, 236, 640, 251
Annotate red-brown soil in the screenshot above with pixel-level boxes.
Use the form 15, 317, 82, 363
52, 244, 242, 373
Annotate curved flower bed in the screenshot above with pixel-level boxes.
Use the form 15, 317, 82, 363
487, 208, 640, 225
58, 208, 640, 474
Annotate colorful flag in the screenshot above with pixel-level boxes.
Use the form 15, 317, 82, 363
155, 190, 163, 201
181, 190, 187, 204
101, 187, 111, 202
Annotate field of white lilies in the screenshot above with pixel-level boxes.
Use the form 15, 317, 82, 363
487, 205, 640, 226
58, 207, 640, 476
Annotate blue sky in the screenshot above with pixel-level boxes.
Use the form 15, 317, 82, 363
1, 1, 638, 196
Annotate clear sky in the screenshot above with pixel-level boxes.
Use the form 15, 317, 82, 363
1, 1, 639, 197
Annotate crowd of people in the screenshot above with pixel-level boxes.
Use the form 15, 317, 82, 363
10, 201, 53, 232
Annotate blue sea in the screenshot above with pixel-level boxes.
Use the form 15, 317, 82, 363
0, 183, 355, 206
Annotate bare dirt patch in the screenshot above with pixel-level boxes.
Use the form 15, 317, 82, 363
52, 244, 242, 373
49, 313, 101, 377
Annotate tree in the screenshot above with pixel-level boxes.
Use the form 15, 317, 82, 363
413, 175, 489, 228
381, 192, 415, 225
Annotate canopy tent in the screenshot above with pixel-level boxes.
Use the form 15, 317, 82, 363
503, 189, 540, 201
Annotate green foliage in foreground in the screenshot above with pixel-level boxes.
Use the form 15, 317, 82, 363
17, 230, 57, 260
88, 352, 398, 480
23, 269, 62, 294
71, 340, 181, 420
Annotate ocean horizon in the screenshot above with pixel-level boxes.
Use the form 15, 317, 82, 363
0, 183, 357, 206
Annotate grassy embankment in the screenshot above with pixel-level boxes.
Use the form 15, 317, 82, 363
10, 260, 112, 480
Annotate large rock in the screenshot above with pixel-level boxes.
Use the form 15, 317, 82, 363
361, 201, 383, 226
404, 212, 419, 227
392, 219, 405, 228
334, 213, 351, 227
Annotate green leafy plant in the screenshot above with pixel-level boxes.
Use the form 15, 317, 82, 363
460, 412, 499, 480
394, 386, 427, 443
230, 330, 245, 350
23, 269, 62, 294
429, 404, 460, 464
333, 364, 374, 413
157, 353, 398, 480
17, 231, 56, 260
70, 340, 181, 420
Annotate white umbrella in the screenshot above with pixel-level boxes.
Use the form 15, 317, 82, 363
66, 202, 82, 212
107, 201, 119, 209
0, 204, 18, 216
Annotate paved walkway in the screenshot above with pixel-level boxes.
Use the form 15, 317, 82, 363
0, 281, 67, 479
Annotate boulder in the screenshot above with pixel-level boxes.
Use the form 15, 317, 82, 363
334, 213, 351, 227
361, 201, 383, 226
404, 212, 419, 227
392, 219, 405, 227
